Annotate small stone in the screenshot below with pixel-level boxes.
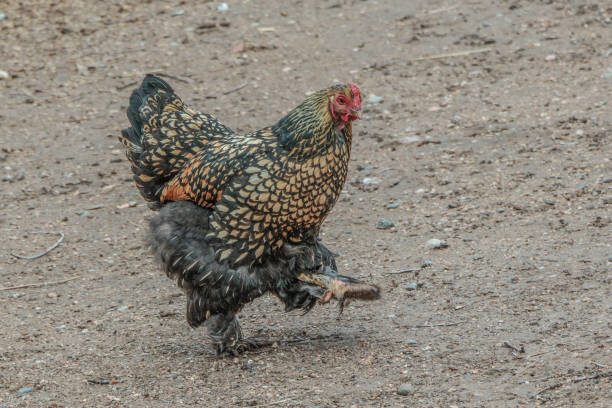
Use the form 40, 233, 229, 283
0, 70, 8, 80
0, 12, 6, 21
376, 218, 395, 229
545, 54, 556, 61
397, 383, 414, 396
14, 168, 25, 181
386, 202, 400, 209
405, 339, 418, 345
426, 238, 448, 249
602, 70, 612, 79
362, 177, 381, 185
118, 305, 128, 312
421, 260, 432, 268
406, 282, 418, 291
473, 255, 484, 260
76, 211, 93, 218
217, 3, 228, 12
367, 95, 384, 104
18, 387, 34, 395
399, 135, 422, 144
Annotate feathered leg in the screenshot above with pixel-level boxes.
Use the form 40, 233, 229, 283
205, 312, 272, 355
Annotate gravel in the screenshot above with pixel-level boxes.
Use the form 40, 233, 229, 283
367, 95, 384, 104
426, 239, 448, 249
17, 388, 34, 395
376, 218, 395, 229
397, 383, 414, 396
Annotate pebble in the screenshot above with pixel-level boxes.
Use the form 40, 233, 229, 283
602, 69, 612, 79
404, 339, 418, 345
118, 305, 128, 312
386, 202, 400, 209
399, 136, 422, 144
18, 387, 34, 395
217, 3, 228, 12
397, 383, 414, 396
367, 95, 384, 104
376, 218, 395, 229
76, 210, 93, 218
421, 260, 432, 268
545, 54, 557, 61
362, 177, 381, 185
426, 238, 448, 249
0, 12, 6, 21
406, 282, 418, 291
0, 70, 8, 80
473, 255, 484, 260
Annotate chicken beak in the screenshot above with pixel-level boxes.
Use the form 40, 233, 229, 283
350, 109, 362, 120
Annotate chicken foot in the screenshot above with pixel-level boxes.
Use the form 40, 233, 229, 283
205, 311, 273, 355
296, 267, 380, 314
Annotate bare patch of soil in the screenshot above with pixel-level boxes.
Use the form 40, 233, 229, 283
1, 1, 610, 406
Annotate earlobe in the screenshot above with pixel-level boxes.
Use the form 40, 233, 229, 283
329, 100, 338, 120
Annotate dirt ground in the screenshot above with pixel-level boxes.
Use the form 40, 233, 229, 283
1, 0, 610, 406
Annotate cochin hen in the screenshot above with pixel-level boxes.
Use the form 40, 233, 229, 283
119, 75, 379, 355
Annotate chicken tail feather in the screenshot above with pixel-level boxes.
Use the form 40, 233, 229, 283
118, 75, 233, 208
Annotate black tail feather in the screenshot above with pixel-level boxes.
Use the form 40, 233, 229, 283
122, 74, 174, 144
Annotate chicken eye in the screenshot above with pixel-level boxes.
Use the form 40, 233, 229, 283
336, 95, 347, 105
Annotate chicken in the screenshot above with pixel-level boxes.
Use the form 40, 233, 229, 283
119, 75, 379, 354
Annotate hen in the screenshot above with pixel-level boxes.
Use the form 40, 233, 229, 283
119, 75, 379, 354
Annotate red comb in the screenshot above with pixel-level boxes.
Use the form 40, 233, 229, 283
350, 82, 361, 108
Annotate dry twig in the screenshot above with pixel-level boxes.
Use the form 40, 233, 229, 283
11, 231, 64, 260
406, 322, 460, 329
116, 81, 138, 91
150, 71, 194, 84
534, 371, 612, 398
409, 47, 492, 62
386, 268, 419, 275
0, 275, 80, 292
423, 4, 459, 16
223, 82, 249, 95
503, 341, 525, 353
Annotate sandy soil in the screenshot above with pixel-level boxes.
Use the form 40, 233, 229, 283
1, 0, 611, 406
